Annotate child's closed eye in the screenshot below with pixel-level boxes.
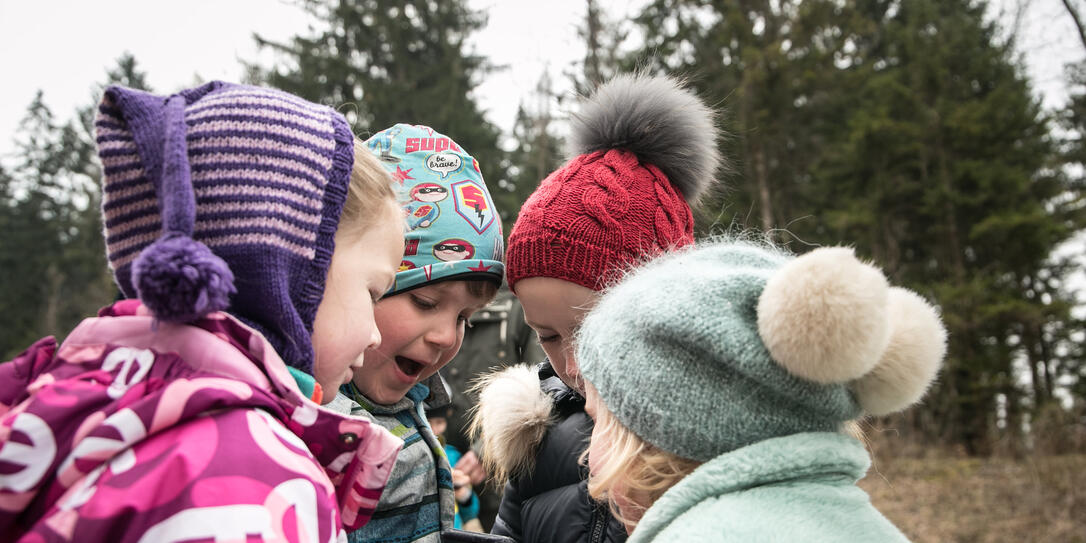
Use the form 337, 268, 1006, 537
410, 294, 437, 310
536, 332, 560, 343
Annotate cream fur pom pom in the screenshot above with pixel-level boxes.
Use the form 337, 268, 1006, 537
467, 364, 555, 486
852, 287, 946, 416
757, 247, 891, 384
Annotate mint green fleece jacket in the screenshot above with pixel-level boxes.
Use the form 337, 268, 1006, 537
630, 432, 909, 543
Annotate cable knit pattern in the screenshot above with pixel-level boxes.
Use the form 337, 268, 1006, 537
506, 149, 696, 292
505, 74, 721, 292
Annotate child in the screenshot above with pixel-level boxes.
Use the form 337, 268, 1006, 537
426, 404, 483, 532
443, 284, 546, 529
0, 81, 404, 541
577, 241, 947, 541
330, 124, 505, 543
470, 74, 723, 543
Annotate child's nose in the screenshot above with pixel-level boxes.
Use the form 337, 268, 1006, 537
367, 325, 382, 351
425, 318, 458, 350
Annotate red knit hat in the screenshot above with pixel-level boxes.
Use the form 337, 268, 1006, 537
506, 74, 724, 292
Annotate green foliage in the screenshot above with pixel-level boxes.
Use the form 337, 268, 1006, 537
0, 54, 150, 359
248, 0, 508, 208
496, 72, 565, 233
631, 0, 1084, 453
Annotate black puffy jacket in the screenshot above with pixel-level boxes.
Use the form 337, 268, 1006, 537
475, 361, 627, 543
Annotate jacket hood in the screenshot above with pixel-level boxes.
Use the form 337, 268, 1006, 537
469, 363, 556, 486
0, 300, 402, 539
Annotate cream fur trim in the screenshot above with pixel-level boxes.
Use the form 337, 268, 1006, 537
757, 247, 891, 384
467, 364, 555, 487
852, 288, 946, 416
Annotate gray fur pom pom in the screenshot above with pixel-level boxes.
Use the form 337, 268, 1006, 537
569, 73, 722, 204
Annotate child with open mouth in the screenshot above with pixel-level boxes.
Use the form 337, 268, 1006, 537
329, 124, 506, 543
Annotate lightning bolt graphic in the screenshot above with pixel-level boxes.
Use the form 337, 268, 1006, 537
474, 202, 484, 225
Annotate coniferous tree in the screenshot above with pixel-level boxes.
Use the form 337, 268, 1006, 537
0, 54, 151, 358
499, 71, 565, 234
633, 0, 853, 236
814, 0, 1080, 454
248, 0, 507, 193
1, 94, 83, 356
568, 0, 629, 97
633, 0, 1083, 453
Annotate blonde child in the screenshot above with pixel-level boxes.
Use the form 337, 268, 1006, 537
330, 124, 505, 543
470, 74, 722, 543
0, 82, 404, 541
577, 241, 946, 541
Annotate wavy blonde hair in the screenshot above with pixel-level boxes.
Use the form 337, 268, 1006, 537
583, 383, 700, 532
584, 382, 870, 532
337, 139, 399, 240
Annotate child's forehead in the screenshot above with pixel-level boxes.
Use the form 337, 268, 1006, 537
403, 280, 494, 306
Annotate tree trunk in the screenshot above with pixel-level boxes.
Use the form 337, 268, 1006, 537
1060, 0, 1086, 52
584, 0, 603, 85
752, 141, 774, 232
1038, 322, 1056, 404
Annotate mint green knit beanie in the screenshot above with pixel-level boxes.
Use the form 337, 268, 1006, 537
576, 240, 947, 462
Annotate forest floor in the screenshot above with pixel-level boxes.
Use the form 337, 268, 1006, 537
860, 451, 1086, 542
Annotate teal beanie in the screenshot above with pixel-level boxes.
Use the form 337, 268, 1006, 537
576, 240, 947, 462
365, 124, 504, 295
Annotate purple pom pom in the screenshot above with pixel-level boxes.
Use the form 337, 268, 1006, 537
132, 233, 236, 322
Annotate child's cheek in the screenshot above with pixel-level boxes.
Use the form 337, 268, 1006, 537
587, 429, 607, 476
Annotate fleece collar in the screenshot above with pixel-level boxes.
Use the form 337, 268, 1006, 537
630, 432, 870, 542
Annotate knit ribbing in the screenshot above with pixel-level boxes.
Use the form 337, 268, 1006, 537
96, 81, 351, 373
506, 149, 695, 292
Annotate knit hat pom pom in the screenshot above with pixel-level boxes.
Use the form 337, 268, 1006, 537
570, 73, 722, 205
132, 233, 236, 323
757, 247, 891, 384
851, 287, 946, 416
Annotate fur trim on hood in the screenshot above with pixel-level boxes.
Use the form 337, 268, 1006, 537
468, 364, 555, 487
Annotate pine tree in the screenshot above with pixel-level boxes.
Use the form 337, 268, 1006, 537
814, 0, 1081, 454
499, 71, 565, 233
0, 54, 152, 359
568, 0, 629, 97
1, 93, 77, 356
633, 0, 1083, 453
632, 0, 854, 236
248, 0, 507, 194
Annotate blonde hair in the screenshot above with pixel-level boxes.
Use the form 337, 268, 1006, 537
583, 383, 700, 531
337, 138, 399, 240
585, 386, 871, 531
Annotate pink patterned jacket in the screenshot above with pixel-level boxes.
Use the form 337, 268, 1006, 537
0, 300, 402, 543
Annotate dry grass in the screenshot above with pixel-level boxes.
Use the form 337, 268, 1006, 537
859, 446, 1086, 542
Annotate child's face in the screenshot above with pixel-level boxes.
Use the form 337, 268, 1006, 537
311, 201, 404, 403
428, 415, 447, 437
515, 277, 598, 395
354, 280, 490, 405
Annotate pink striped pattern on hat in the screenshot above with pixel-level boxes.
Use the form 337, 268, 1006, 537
97, 91, 338, 270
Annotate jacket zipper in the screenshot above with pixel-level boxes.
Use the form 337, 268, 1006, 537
588, 503, 606, 543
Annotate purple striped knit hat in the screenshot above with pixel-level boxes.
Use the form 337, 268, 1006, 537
96, 81, 354, 374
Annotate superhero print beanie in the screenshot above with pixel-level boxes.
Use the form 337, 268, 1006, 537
365, 124, 504, 295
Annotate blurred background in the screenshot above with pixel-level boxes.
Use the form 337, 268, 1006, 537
1, 1, 1084, 540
